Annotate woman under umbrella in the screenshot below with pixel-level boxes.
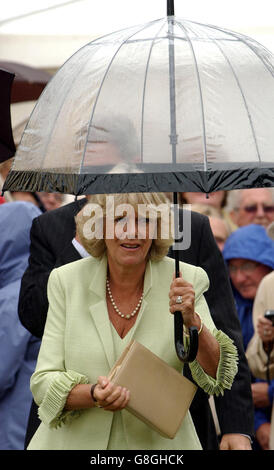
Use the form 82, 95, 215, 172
28, 192, 238, 450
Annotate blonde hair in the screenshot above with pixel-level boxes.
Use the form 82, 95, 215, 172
76, 192, 174, 261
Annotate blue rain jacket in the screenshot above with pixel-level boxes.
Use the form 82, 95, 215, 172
223, 224, 274, 350
0, 202, 41, 450
223, 224, 274, 437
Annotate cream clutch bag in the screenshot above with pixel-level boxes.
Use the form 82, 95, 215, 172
108, 340, 197, 439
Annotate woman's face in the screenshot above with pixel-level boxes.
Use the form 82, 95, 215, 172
228, 258, 272, 299
104, 210, 155, 270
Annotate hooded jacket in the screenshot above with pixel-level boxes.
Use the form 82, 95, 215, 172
223, 224, 274, 438
223, 224, 274, 350
0, 201, 41, 449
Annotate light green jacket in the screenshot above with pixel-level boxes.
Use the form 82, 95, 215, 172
28, 255, 238, 450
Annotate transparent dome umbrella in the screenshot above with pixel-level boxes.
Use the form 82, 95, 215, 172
4, 0, 274, 361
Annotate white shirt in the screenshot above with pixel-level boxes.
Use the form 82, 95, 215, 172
72, 238, 90, 259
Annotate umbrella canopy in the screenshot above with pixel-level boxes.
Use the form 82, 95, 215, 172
0, 69, 16, 163
3, 15, 274, 195
0, 61, 51, 103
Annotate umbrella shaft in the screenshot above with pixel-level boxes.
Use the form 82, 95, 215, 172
168, 18, 178, 165
173, 192, 180, 279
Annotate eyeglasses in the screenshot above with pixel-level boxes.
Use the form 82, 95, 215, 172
228, 261, 260, 275
242, 204, 274, 214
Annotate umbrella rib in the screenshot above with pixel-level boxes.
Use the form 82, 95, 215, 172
211, 38, 262, 163
79, 20, 160, 175
175, 20, 208, 173
140, 20, 167, 163
191, 21, 274, 77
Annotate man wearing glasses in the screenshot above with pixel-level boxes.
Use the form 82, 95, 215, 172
227, 188, 274, 229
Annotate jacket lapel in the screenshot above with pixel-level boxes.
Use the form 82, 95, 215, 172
88, 256, 115, 369
125, 260, 153, 343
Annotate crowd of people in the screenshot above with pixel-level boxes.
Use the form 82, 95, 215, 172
0, 171, 274, 450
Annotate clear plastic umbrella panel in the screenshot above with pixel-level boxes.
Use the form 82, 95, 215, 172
4, 15, 274, 195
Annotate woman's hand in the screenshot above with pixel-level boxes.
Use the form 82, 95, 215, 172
169, 272, 220, 379
257, 316, 274, 343
169, 273, 200, 329
93, 376, 130, 411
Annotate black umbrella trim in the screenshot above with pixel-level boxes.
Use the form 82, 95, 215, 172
3, 166, 274, 195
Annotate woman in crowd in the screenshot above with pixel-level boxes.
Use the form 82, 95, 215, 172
246, 268, 274, 450
28, 192, 238, 450
223, 224, 274, 449
246, 222, 274, 450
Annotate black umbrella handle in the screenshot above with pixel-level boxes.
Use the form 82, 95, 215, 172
174, 312, 199, 363
173, 192, 199, 362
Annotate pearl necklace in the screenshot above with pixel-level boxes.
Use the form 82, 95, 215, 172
106, 278, 143, 320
